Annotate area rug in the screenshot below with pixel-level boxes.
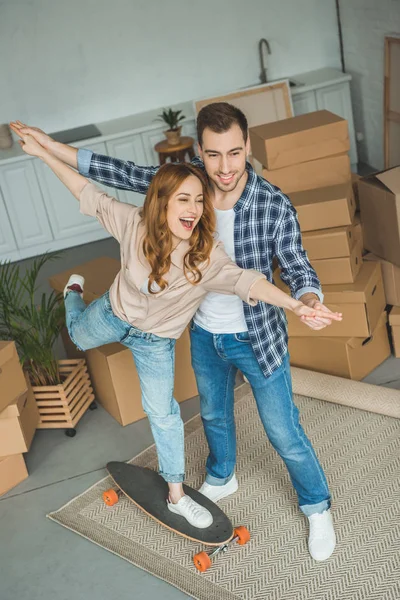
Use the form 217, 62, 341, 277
48, 384, 400, 600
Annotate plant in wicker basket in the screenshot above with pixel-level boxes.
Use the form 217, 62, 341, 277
0, 252, 65, 386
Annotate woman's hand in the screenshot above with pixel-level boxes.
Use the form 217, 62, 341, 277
16, 131, 48, 159
292, 301, 342, 329
10, 121, 54, 150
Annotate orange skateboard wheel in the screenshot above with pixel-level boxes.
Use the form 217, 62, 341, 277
103, 488, 119, 506
193, 551, 212, 572
234, 525, 251, 545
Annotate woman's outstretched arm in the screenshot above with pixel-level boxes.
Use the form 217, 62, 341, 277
17, 131, 86, 200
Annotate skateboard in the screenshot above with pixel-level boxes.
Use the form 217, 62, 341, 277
103, 461, 250, 572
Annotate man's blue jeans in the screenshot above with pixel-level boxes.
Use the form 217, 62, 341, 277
65, 291, 184, 483
190, 322, 331, 516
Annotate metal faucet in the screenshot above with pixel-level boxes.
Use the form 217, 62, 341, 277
258, 38, 271, 84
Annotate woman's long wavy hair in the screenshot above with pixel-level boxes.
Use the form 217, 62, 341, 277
141, 163, 215, 293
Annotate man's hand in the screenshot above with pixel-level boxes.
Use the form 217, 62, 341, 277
10, 121, 54, 151
299, 292, 339, 331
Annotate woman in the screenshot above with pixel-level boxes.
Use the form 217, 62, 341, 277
15, 127, 341, 529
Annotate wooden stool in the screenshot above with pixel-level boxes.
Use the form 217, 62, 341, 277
154, 136, 195, 165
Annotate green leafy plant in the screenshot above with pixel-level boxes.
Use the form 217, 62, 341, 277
0, 252, 66, 386
156, 108, 186, 131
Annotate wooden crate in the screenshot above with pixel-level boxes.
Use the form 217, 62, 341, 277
32, 359, 94, 429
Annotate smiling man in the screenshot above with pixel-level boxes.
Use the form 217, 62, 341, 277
12, 103, 337, 561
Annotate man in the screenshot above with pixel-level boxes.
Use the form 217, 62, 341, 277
12, 105, 337, 560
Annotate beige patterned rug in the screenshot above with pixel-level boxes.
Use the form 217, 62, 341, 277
48, 384, 400, 600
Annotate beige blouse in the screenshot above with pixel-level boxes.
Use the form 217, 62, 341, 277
80, 183, 265, 338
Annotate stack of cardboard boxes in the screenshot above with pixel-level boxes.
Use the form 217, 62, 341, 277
0, 342, 39, 496
249, 110, 391, 380
49, 257, 199, 426
356, 167, 400, 358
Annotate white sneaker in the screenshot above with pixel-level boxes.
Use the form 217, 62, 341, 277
167, 495, 213, 529
308, 509, 336, 561
198, 474, 238, 503
63, 274, 85, 298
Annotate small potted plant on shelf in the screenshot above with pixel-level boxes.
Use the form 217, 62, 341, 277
0, 252, 95, 437
156, 108, 186, 146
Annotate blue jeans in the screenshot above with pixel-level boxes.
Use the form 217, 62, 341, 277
190, 322, 331, 516
65, 291, 184, 483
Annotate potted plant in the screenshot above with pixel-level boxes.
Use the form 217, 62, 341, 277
0, 252, 95, 436
156, 108, 186, 146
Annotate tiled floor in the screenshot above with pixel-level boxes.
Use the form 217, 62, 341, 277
1, 169, 400, 599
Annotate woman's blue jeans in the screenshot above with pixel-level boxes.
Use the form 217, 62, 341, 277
65, 291, 183, 483
190, 321, 331, 516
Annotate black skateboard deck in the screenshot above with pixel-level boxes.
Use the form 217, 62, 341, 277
105, 461, 233, 545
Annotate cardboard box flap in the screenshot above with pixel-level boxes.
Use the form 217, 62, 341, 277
389, 306, 400, 325
290, 182, 353, 208
375, 167, 400, 195
0, 390, 28, 419
0, 341, 15, 367
347, 311, 387, 349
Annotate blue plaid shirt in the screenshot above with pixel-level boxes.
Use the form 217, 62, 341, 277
78, 150, 322, 377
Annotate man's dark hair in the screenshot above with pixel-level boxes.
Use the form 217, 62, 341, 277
197, 102, 248, 147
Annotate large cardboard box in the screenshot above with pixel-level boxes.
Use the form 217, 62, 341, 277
262, 153, 351, 194
359, 166, 400, 267
364, 253, 400, 306
49, 256, 120, 304
85, 328, 198, 426
0, 453, 28, 497
0, 342, 28, 414
302, 224, 355, 259
289, 311, 390, 380
311, 239, 362, 284
249, 110, 350, 170
389, 306, 400, 357
0, 376, 39, 458
290, 182, 355, 232
274, 261, 386, 337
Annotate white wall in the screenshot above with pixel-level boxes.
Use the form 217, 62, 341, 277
339, 0, 400, 170
0, 0, 340, 132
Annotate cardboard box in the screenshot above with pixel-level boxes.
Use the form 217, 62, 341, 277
262, 153, 351, 194
85, 328, 198, 426
274, 261, 386, 337
291, 182, 356, 232
49, 257, 120, 304
358, 166, 400, 267
352, 172, 361, 210
364, 253, 400, 307
389, 306, 400, 357
0, 453, 28, 497
302, 224, 355, 259
289, 311, 390, 380
0, 341, 28, 414
249, 110, 350, 170
311, 239, 362, 284
0, 375, 39, 458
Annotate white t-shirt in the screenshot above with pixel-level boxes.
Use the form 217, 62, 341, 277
194, 207, 248, 333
